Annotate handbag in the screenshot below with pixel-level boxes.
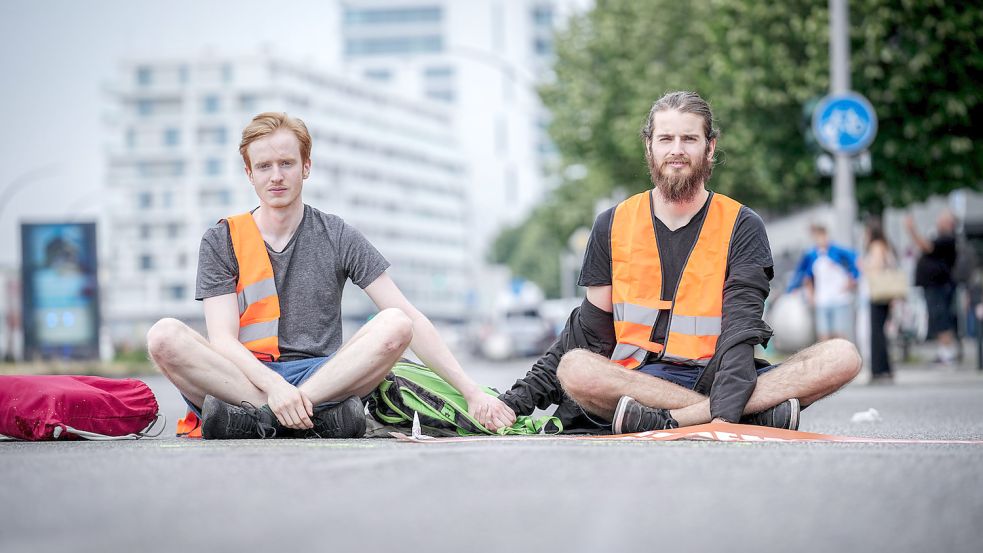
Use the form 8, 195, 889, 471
0, 375, 164, 441
868, 269, 909, 302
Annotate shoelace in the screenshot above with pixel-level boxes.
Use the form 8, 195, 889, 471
235, 401, 278, 439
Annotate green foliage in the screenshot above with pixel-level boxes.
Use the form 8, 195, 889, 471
851, 0, 983, 211
494, 0, 982, 296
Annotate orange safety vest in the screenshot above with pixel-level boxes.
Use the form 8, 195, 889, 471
610, 191, 742, 369
177, 212, 282, 438
226, 212, 281, 362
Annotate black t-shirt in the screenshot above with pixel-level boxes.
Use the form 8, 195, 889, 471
914, 235, 957, 287
578, 191, 773, 362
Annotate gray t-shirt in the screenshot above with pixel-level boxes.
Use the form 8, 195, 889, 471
196, 204, 390, 361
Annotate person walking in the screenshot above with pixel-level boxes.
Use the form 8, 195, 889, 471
863, 219, 900, 383
906, 211, 959, 365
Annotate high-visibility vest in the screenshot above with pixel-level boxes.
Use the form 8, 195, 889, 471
175, 213, 280, 438
226, 212, 281, 362
610, 191, 742, 369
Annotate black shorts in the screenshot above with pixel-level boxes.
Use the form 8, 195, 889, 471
924, 284, 956, 338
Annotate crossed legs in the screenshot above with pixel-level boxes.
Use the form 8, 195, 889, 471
556, 339, 862, 427
147, 308, 413, 409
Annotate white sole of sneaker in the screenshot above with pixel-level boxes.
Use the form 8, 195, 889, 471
788, 398, 801, 431
612, 395, 634, 434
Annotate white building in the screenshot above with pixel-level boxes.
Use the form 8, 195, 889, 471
337, 0, 588, 259
104, 53, 470, 348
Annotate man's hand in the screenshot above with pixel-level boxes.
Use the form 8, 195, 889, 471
467, 393, 516, 432
266, 378, 314, 430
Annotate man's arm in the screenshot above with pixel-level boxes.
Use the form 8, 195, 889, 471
500, 287, 616, 416
363, 272, 516, 431
904, 215, 934, 254
203, 293, 315, 429
709, 265, 769, 422
708, 209, 774, 422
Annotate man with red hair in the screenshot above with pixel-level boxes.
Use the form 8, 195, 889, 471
148, 112, 515, 439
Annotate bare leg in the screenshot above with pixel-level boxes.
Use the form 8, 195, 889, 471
556, 339, 862, 427
298, 308, 413, 404
146, 318, 266, 409
556, 349, 705, 420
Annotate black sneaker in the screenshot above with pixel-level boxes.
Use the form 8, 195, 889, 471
297, 396, 366, 439
740, 398, 800, 430
201, 395, 283, 439
612, 396, 679, 434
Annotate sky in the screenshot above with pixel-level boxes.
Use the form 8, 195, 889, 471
0, 0, 346, 266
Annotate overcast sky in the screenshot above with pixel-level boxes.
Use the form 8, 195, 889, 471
0, 0, 345, 266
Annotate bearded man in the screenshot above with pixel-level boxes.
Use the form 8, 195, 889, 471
497, 91, 861, 433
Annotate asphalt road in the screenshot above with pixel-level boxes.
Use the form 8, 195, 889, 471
2, 356, 982, 553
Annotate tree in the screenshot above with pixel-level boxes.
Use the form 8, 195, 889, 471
493, 0, 982, 296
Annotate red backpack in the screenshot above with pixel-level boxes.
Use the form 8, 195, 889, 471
0, 375, 163, 441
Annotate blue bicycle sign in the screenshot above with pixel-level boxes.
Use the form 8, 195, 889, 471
812, 92, 878, 154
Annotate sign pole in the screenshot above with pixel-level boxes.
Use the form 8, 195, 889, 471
830, 0, 856, 248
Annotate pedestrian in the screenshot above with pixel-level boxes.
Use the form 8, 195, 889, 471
906, 210, 959, 365
497, 91, 861, 433
146, 112, 515, 439
863, 218, 902, 383
787, 224, 861, 342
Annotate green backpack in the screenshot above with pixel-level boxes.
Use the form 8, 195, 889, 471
368, 360, 562, 437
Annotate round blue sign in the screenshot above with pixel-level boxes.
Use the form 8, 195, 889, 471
812, 92, 878, 154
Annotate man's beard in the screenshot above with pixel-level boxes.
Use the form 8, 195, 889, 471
648, 151, 713, 204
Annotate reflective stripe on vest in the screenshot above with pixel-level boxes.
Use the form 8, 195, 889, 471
227, 212, 281, 362
609, 191, 742, 369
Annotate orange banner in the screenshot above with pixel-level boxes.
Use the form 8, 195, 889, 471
391, 422, 983, 445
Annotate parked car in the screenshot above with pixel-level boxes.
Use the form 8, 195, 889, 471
472, 309, 555, 361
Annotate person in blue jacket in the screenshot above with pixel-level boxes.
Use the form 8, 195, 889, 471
788, 224, 860, 342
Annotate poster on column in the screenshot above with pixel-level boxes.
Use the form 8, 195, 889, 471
20, 222, 100, 360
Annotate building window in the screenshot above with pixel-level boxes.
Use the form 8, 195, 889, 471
205, 158, 223, 176
345, 35, 443, 56
137, 192, 153, 209
162, 191, 173, 208
198, 126, 227, 145
364, 69, 392, 82
222, 64, 233, 83
534, 38, 553, 56
166, 285, 186, 300
200, 189, 231, 206
139, 255, 154, 271
179, 64, 189, 84
166, 223, 181, 238
426, 90, 455, 103
163, 128, 180, 147
136, 99, 154, 116
239, 94, 258, 112
532, 6, 554, 26
344, 6, 441, 24
139, 224, 151, 239
202, 95, 221, 113
424, 66, 453, 78
177, 253, 187, 268
126, 128, 136, 148
136, 66, 152, 86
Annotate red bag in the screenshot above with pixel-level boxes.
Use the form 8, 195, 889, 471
0, 375, 162, 441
